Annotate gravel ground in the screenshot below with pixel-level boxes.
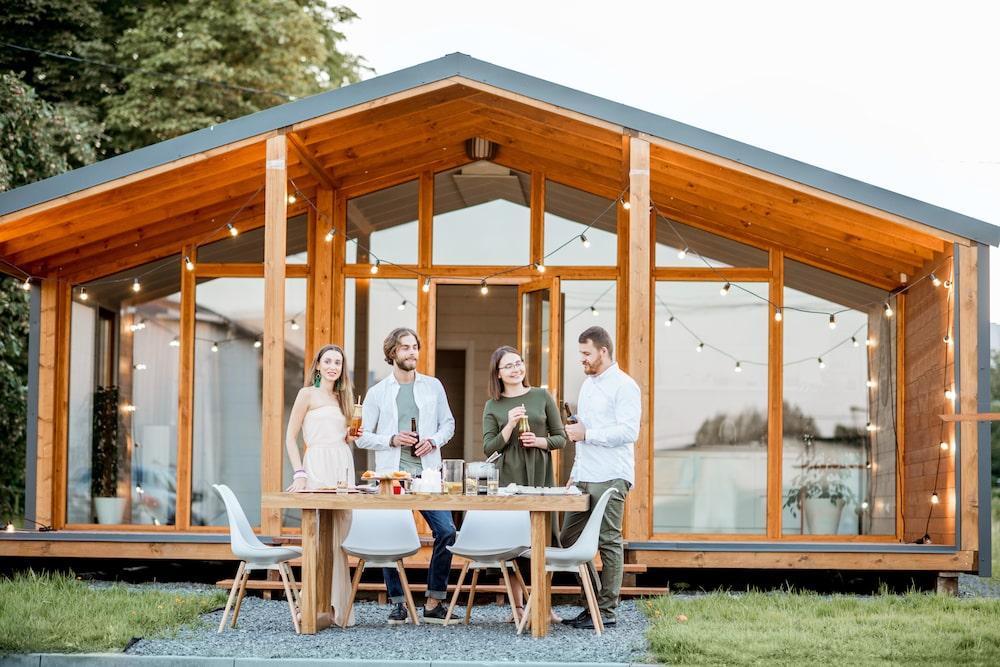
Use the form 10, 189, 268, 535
959, 574, 1000, 598
126, 596, 654, 663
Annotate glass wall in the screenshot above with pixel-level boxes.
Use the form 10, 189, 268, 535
198, 215, 308, 264
67, 255, 181, 525
781, 260, 895, 535
652, 281, 769, 534
433, 162, 530, 265
655, 214, 767, 268
543, 180, 617, 266
346, 178, 419, 265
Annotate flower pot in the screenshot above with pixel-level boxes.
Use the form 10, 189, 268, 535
802, 497, 845, 535
94, 496, 126, 524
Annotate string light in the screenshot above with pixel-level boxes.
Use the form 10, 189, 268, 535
287, 194, 296, 204
580, 234, 590, 248
773, 307, 782, 322
939, 441, 950, 451
184, 256, 194, 271
253, 339, 262, 349
78, 287, 88, 301
290, 320, 300, 331
851, 336, 859, 347
4, 522, 14, 533
534, 262, 546, 273
866, 337, 875, 347
861, 501, 869, 510
696, 342, 704, 353
720, 282, 731, 296
132, 278, 141, 292
422, 279, 431, 293
620, 196, 631, 210
169, 337, 180, 348
324, 228, 335, 243
733, 361, 742, 373
397, 299, 407, 311
133, 363, 147, 371
865, 422, 877, 432
590, 305, 599, 317
480, 280, 489, 295
121, 403, 136, 413
227, 223, 238, 237
20, 277, 30, 291
866, 379, 876, 388
677, 247, 688, 259
931, 273, 942, 287
930, 492, 940, 505
828, 314, 837, 329
664, 316, 675, 327
943, 334, 952, 344
944, 388, 956, 401
370, 260, 380, 275
211, 342, 219, 352
943, 279, 952, 289
817, 357, 826, 369
883, 302, 893, 317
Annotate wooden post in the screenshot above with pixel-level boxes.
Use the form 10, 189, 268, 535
51, 280, 71, 528
332, 190, 347, 345
261, 134, 288, 536
176, 245, 196, 530
312, 187, 335, 357
530, 171, 544, 268
957, 244, 978, 552
767, 249, 784, 539
616, 134, 631, 373
35, 280, 59, 528
417, 171, 433, 375
623, 136, 650, 542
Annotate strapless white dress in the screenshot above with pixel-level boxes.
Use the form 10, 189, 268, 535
302, 404, 355, 627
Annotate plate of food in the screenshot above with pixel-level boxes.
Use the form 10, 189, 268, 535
360, 470, 411, 481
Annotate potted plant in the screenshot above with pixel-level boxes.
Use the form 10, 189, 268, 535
92, 386, 125, 524
783, 453, 857, 535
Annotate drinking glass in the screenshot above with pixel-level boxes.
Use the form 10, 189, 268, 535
486, 468, 499, 496
442, 459, 464, 495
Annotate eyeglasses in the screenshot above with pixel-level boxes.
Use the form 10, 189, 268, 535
499, 360, 525, 371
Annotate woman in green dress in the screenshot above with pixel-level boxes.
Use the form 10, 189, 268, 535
482, 345, 566, 620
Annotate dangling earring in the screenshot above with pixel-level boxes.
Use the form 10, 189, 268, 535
313, 370, 321, 387
334, 376, 342, 390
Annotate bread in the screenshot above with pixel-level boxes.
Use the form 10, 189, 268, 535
360, 470, 376, 480
390, 470, 410, 479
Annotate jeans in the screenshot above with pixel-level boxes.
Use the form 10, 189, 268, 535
383, 509, 456, 603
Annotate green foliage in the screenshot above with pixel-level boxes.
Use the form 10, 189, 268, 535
0, 570, 227, 653
643, 590, 1000, 665
0, 278, 30, 524
91, 386, 121, 498
991, 351, 1000, 485
694, 401, 818, 447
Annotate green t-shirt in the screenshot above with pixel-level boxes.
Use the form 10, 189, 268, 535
395, 382, 422, 475
482, 387, 566, 487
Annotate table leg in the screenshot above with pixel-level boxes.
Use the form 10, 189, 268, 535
301, 508, 335, 634
529, 510, 551, 638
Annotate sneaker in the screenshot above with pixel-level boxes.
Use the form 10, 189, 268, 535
572, 612, 616, 629
422, 604, 460, 624
561, 609, 590, 625
387, 602, 409, 625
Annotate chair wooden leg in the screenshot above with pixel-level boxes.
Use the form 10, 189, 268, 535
516, 590, 533, 636
499, 563, 519, 625
278, 563, 300, 634
578, 564, 603, 636
444, 561, 469, 627
464, 568, 480, 625
218, 561, 246, 633
396, 561, 420, 625
512, 560, 530, 598
341, 560, 365, 629
231, 566, 251, 628
284, 562, 300, 610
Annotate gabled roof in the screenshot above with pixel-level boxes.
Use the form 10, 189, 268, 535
0, 52, 996, 245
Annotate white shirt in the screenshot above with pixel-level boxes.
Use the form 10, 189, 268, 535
355, 372, 455, 473
570, 363, 640, 486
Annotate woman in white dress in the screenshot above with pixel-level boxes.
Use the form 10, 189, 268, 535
285, 343, 360, 627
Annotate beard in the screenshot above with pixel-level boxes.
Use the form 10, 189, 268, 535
394, 356, 417, 371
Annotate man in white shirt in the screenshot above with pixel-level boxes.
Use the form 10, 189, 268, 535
356, 327, 459, 625
561, 326, 640, 629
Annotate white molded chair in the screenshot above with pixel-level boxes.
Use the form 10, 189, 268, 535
443, 510, 530, 625
213, 484, 303, 633
517, 487, 619, 636
340, 509, 422, 627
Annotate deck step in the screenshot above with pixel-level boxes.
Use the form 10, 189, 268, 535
282, 556, 645, 573
215, 578, 666, 597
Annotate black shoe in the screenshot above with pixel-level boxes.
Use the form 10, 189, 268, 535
387, 602, 409, 625
561, 609, 590, 625
422, 604, 460, 624
572, 613, 616, 629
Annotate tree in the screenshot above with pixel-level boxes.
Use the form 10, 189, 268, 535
991, 351, 1000, 486
0, 278, 30, 524
693, 401, 819, 447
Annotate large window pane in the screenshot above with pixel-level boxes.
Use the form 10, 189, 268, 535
346, 179, 418, 265
652, 281, 768, 534
655, 214, 767, 268
781, 260, 895, 535
433, 162, 530, 265
543, 180, 617, 266
68, 256, 181, 525
198, 215, 308, 264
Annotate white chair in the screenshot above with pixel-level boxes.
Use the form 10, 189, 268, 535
339, 509, 422, 627
517, 487, 619, 636
213, 484, 303, 634
443, 510, 530, 625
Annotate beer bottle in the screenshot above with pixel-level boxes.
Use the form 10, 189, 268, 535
410, 417, 418, 445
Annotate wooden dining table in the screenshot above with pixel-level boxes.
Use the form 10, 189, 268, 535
262, 490, 589, 637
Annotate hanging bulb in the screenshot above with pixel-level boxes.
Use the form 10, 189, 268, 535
397, 299, 407, 311
287, 194, 296, 204
621, 196, 631, 210
817, 357, 826, 369
121, 403, 136, 413
866, 337, 875, 347
931, 273, 942, 287
943, 279, 952, 289
536, 262, 546, 273
4, 522, 14, 533
943, 334, 952, 344
324, 228, 335, 243
184, 256, 195, 271
370, 260, 380, 275
422, 278, 431, 293
861, 501, 870, 510
677, 247, 688, 260
211, 342, 219, 353
20, 277, 31, 291
133, 363, 147, 371
774, 308, 782, 322
169, 337, 180, 348
939, 441, 950, 451
227, 223, 238, 237
580, 234, 590, 248
828, 314, 837, 329
944, 388, 956, 401
664, 316, 675, 327
480, 280, 489, 295
253, 339, 262, 349
135, 484, 143, 494
931, 492, 940, 505
290, 320, 300, 331
866, 379, 876, 388
865, 422, 877, 432
733, 361, 742, 373
132, 278, 141, 292
590, 305, 600, 317
883, 302, 893, 317
78, 287, 89, 301
720, 282, 731, 296
696, 342, 704, 353
852, 336, 859, 347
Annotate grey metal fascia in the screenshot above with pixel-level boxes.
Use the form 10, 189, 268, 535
977, 242, 992, 576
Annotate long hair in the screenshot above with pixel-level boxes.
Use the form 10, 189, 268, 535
487, 345, 529, 401
383, 326, 420, 366
307, 344, 355, 413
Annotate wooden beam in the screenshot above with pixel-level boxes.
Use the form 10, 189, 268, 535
896, 293, 906, 542
312, 188, 335, 358
653, 268, 772, 282
624, 136, 651, 542
418, 171, 433, 270
957, 244, 979, 552
332, 190, 347, 345
34, 280, 58, 528
288, 132, 336, 191
767, 249, 784, 539
939, 413, 1000, 422
261, 135, 288, 536
176, 247, 196, 530
530, 171, 544, 267
631, 549, 976, 571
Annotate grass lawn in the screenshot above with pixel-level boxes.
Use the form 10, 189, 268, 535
0, 571, 226, 654
643, 591, 1000, 666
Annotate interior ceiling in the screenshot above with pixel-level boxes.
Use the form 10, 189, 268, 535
0, 82, 948, 289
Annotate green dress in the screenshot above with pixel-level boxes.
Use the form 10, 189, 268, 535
483, 387, 567, 487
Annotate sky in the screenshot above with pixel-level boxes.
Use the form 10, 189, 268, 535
339, 0, 1000, 320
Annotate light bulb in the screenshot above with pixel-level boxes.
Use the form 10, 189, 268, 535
79, 287, 89, 301
397, 300, 406, 311
861, 501, 869, 510
943, 334, 952, 344
184, 256, 194, 271
865, 422, 877, 432
290, 320, 300, 331
734, 361, 742, 373
534, 262, 546, 273
580, 234, 590, 248
422, 279, 431, 293
590, 306, 599, 317
324, 229, 335, 243
136, 484, 143, 494
287, 194, 296, 204
211, 342, 219, 352
931, 492, 940, 505
774, 308, 782, 322
883, 302, 893, 317
132, 278, 141, 292
866, 379, 876, 388
677, 247, 688, 260
939, 441, 949, 451
133, 363, 147, 371
253, 339, 262, 349
943, 279, 952, 289
852, 336, 859, 347
944, 389, 956, 401
4, 522, 14, 533
696, 342, 704, 353
480, 280, 489, 295
665, 316, 674, 327
621, 197, 631, 210
169, 337, 180, 348
370, 260, 380, 274
828, 314, 837, 329
817, 357, 826, 369
227, 223, 238, 237
20, 277, 30, 291
866, 337, 875, 347
720, 282, 731, 296
931, 273, 941, 287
